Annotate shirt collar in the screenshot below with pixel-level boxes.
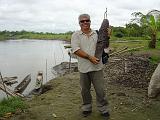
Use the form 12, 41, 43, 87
79, 29, 96, 36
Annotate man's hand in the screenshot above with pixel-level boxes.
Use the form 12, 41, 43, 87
88, 55, 100, 64
107, 26, 112, 37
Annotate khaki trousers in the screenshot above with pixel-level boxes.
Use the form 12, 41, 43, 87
80, 70, 109, 113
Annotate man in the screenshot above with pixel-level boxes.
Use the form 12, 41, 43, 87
71, 14, 110, 119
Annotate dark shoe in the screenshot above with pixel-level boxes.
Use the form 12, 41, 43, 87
101, 112, 110, 119
82, 111, 92, 117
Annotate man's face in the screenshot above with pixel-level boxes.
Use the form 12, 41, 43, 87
79, 17, 91, 30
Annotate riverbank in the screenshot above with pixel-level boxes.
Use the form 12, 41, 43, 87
0, 31, 72, 41
7, 53, 160, 120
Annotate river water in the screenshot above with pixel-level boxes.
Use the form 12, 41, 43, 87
0, 39, 72, 99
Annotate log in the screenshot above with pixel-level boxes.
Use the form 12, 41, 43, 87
5, 81, 18, 86
1, 76, 18, 83
0, 84, 24, 97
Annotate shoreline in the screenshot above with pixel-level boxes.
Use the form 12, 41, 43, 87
8, 53, 160, 120
0, 38, 71, 42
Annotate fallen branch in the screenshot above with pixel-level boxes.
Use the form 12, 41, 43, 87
109, 47, 128, 56
1, 76, 18, 83
109, 46, 144, 57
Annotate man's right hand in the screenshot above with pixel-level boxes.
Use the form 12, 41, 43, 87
88, 55, 100, 64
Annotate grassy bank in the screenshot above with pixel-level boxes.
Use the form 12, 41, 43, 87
0, 97, 26, 118
110, 40, 160, 63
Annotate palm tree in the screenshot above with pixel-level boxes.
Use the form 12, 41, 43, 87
131, 9, 160, 48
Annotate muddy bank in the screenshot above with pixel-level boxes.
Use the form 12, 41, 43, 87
9, 54, 160, 120
52, 54, 157, 89
104, 54, 157, 89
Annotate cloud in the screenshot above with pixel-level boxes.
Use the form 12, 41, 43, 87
0, 0, 160, 33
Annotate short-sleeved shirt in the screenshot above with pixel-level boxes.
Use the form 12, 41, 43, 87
71, 30, 103, 73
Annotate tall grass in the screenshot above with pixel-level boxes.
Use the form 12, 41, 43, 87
0, 97, 26, 117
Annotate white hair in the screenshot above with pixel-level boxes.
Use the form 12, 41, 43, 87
78, 14, 90, 22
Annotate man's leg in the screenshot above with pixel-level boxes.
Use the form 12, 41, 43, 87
90, 70, 109, 114
80, 72, 92, 113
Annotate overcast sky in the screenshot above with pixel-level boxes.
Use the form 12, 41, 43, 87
0, 0, 160, 33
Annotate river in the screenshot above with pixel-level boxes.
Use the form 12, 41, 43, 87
0, 39, 72, 99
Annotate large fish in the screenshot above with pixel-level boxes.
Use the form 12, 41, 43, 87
95, 9, 110, 60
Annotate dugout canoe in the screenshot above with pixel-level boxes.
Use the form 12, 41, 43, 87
14, 74, 31, 93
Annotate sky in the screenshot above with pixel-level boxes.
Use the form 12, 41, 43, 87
0, 0, 160, 33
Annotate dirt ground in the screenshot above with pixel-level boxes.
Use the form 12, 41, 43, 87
9, 53, 160, 120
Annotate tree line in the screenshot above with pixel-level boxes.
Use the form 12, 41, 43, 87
0, 30, 73, 41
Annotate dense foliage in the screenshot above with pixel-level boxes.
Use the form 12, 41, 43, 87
131, 9, 160, 48
1, 26, 159, 42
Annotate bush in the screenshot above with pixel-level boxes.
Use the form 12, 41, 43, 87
114, 32, 124, 38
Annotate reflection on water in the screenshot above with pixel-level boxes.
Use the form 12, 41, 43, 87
0, 39, 71, 99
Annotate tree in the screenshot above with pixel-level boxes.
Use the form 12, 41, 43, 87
125, 23, 144, 37
131, 9, 160, 48
112, 27, 126, 38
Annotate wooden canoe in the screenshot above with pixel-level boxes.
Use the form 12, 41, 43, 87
14, 74, 31, 94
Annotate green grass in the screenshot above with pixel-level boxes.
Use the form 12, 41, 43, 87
149, 55, 160, 64
0, 97, 27, 117
110, 39, 160, 50
111, 36, 146, 41
110, 39, 160, 64
110, 40, 148, 51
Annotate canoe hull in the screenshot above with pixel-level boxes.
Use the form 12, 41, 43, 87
14, 74, 31, 94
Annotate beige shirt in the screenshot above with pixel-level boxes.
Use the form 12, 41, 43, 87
71, 30, 103, 73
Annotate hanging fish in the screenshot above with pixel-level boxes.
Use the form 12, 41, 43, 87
95, 8, 110, 62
